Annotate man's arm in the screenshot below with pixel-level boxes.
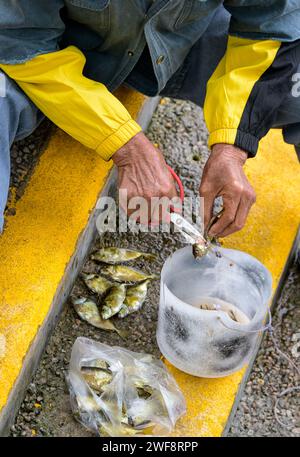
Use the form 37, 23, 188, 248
1, 46, 177, 222
0, 46, 141, 160
202, 0, 300, 237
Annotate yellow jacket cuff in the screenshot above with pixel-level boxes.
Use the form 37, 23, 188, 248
96, 119, 142, 161
208, 129, 238, 149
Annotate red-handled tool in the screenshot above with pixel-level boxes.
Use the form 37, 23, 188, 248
167, 165, 223, 258
167, 165, 207, 245
166, 165, 185, 202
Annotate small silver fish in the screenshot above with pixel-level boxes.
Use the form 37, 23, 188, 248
193, 209, 225, 259
81, 359, 110, 371
81, 273, 113, 295
118, 280, 150, 318
134, 380, 154, 399
127, 394, 166, 429
71, 296, 126, 338
192, 239, 210, 259
74, 394, 102, 415
91, 247, 156, 264
101, 284, 126, 320
101, 265, 159, 283
81, 366, 113, 393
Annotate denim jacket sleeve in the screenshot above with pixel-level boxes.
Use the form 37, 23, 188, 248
225, 0, 300, 41
204, 0, 300, 156
0, 0, 65, 64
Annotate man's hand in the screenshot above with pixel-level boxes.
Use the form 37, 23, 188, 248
199, 144, 256, 238
113, 132, 178, 224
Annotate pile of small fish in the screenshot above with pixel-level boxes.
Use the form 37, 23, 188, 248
68, 339, 186, 437
71, 247, 158, 337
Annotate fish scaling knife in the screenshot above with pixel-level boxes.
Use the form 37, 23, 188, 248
170, 211, 224, 259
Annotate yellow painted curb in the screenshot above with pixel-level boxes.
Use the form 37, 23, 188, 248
0, 89, 147, 432
0, 131, 113, 412
167, 129, 300, 437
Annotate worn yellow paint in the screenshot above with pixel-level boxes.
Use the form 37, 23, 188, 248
0, 131, 113, 410
0, 87, 299, 439
0, 88, 146, 417
167, 129, 300, 437
167, 362, 246, 437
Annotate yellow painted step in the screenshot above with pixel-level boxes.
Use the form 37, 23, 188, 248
168, 129, 300, 437
0, 88, 148, 434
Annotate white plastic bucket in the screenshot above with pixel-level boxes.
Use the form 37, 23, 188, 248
157, 246, 272, 378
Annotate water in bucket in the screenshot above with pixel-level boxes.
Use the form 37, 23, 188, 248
157, 246, 272, 377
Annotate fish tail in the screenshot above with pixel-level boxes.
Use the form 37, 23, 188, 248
116, 327, 128, 339
101, 306, 111, 320
149, 274, 160, 280
118, 306, 129, 318
143, 253, 157, 261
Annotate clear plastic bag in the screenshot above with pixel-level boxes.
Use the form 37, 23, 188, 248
67, 337, 186, 437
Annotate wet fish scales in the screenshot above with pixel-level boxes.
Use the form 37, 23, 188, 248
81, 359, 110, 371
81, 367, 113, 393
81, 273, 113, 295
192, 241, 209, 259
75, 394, 101, 414
71, 296, 126, 338
101, 283, 126, 320
118, 279, 150, 318
91, 247, 156, 264
101, 265, 158, 283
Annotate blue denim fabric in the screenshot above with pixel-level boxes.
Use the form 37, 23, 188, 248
1, 2, 300, 231
0, 0, 65, 64
1, 5, 299, 232
0, 1, 300, 93
160, 7, 300, 154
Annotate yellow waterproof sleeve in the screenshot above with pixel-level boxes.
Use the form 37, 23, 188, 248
203, 36, 298, 157
0, 46, 141, 161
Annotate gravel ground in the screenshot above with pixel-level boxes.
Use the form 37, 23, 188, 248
8, 98, 300, 437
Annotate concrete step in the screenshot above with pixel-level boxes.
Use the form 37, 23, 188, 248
0, 87, 299, 436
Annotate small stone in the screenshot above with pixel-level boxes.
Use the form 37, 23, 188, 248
28, 383, 36, 395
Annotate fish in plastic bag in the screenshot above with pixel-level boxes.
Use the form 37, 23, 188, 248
66, 337, 186, 437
